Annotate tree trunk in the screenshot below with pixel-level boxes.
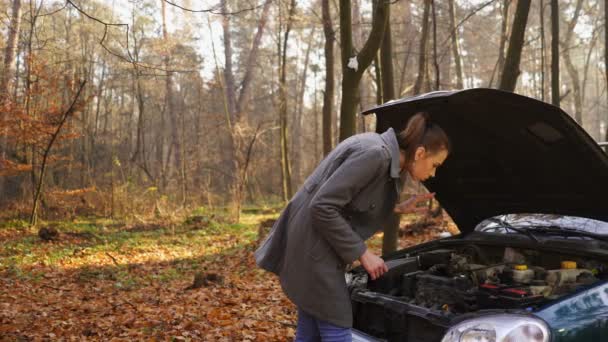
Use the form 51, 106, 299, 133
448, 0, 463, 89
379, 1, 399, 255
561, 0, 584, 124
0, 0, 22, 105
293, 28, 315, 188
132, 65, 147, 167
581, 26, 599, 109
374, 55, 383, 104
380, 4, 394, 101
218, 0, 271, 219
322, 0, 334, 155
339, 0, 389, 141
397, 2, 413, 95
540, 0, 546, 101
221, 0, 236, 118
279, 0, 296, 201
313, 68, 320, 160
491, 0, 511, 88
130, 27, 147, 175
551, 0, 560, 106
160, 0, 181, 176
413, 0, 431, 95
498, 0, 531, 92
605, 0, 608, 141
380, 20, 399, 253
431, 0, 439, 90
0, 0, 23, 196
353, 0, 371, 133
30, 83, 86, 226
235, 0, 272, 117
91, 60, 106, 179
25, 3, 41, 206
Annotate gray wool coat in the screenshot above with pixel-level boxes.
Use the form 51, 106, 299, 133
254, 128, 404, 328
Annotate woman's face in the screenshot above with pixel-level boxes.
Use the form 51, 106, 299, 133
404, 147, 449, 182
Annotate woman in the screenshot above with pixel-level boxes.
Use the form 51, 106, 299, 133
255, 113, 450, 341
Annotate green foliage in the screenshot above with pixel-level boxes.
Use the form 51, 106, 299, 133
0, 208, 274, 284
113, 269, 140, 290
156, 268, 180, 283
0, 219, 29, 230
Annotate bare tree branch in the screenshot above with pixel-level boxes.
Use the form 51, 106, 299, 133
30, 81, 87, 225
436, 0, 500, 62
162, 0, 271, 15
39, 2, 68, 17
65, 0, 196, 73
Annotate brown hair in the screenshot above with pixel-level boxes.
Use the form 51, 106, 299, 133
397, 112, 451, 161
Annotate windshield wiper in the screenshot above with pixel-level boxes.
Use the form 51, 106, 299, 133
526, 225, 608, 242
484, 217, 539, 243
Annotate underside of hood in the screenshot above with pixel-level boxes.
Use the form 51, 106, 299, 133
363, 88, 608, 233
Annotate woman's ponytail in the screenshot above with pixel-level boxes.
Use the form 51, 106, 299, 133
397, 112, 450, 161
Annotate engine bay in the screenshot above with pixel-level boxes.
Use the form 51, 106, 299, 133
349, 244, 607, 315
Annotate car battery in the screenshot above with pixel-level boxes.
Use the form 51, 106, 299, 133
477, 283, 544, 309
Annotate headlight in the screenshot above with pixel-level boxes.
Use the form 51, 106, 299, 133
441, 314, 550, 342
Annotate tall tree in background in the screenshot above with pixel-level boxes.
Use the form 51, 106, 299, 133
219, 0, 272, 220
30, 82, 87, 225
499, 0, 531, 92
489, 0, 510, 88
605, 0, 608, 141
160, 0, 181, 182
413, 0, 431, 95
293, 28, 316, 186
221, 0, 237, 118
237, 0, 272, 116
322, 0, 334, 155
380, 3, 395, 102
540, 0, 546, 101
562, 0, 584, 124
431, 0, 440, 90
379, 0, 398, 255
397, 3, 414, 96
130, 16, 151, 183
338, 0, 388, 141
448, 0, 464, 89
0, 0, 22, 195
0, 0, 22, 105
551, 0, 560, 106
352, 0, 372, 132
278, 0, 297, 201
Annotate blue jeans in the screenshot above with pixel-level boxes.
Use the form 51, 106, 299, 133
294, 307, 352, 342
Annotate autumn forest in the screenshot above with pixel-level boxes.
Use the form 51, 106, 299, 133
1, 0, 608, 340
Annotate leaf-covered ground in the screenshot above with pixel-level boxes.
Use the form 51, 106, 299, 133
0, 208, 456, 341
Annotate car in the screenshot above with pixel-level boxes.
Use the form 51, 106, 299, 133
347, 88, 608, 342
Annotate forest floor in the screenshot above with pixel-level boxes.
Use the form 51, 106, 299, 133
0, 207, 457, 341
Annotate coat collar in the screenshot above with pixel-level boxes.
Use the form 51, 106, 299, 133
380, 127, 402, 179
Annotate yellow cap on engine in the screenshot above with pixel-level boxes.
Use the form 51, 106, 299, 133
561, 261, 577, 269
514, 264, 528, 270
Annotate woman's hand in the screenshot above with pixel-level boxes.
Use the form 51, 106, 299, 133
359, 248, 388, 280
393, 192, 435, 214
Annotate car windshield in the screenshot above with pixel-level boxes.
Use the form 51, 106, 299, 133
475, 214, 608, 236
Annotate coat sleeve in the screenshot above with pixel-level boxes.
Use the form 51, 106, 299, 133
309, 145, 388, 264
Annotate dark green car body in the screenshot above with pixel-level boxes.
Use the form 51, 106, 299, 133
536, 280, 608, 341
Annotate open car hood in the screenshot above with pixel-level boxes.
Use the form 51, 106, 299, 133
363, 88, 608, 233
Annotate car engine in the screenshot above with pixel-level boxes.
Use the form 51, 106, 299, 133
352, 245, 605, 315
